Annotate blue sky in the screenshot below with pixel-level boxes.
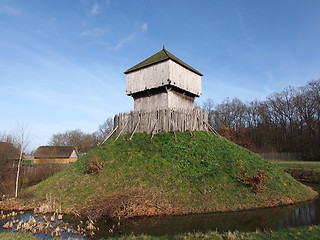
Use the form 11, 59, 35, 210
1, 0, 320, 151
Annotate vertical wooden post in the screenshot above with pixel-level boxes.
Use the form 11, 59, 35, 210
99, 125, 119, 145
115, 120, 129, 141
128, 119, 140, 141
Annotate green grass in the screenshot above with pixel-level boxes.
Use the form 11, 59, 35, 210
1, 226, 320, 240
105, 226, 320, 239
0, 232, 38, 240
271, 161, 320, 184
272, 161, 320, 170
22, 159, 33, 165
0, 232, 82, 240
23, 131, 316, 218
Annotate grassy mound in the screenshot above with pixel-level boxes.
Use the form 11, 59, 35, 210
24, 131, 317, 219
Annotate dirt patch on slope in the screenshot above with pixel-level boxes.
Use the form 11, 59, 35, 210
80, 187, 178, 220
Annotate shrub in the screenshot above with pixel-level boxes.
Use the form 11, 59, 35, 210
86, 157, 106, 174
238, 163, 269, 193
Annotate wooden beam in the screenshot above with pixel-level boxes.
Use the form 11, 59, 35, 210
99, 125, 119, 146
173, 130, 178, 142
203, 121, 220, 136
128, 119, 140, 141
150, 122, 158, 142
203, 122, 210, 136
189, 130, 194, 138
115, 120, 129, 141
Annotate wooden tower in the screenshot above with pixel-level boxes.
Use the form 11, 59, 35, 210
124, 46, 202, 112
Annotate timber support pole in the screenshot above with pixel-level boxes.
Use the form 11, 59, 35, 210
189, 130, 194, 138
115, 120, 129, 141
202, 122, 210, 136
99, 125, 119, 146
128, 119, 140, 141
150, 122, 158, 142
173, 130, 178, 142
203, 121, 220, 136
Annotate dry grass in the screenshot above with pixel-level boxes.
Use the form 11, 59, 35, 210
81, 187, 177, 220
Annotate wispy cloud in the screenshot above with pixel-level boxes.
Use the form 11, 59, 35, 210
90, 3, 99, 15
141, 23, 148, 32
234, 5, 254, 49
80, 0, 111, 16
113, 23, 148, 50
80, 28, 107, 37
80, 0, 108, 16
114, 33, 134, 50
0, 5, 21, 16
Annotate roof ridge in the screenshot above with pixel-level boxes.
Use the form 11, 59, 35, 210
124, 47, 203, 76
162, 48, 170, 59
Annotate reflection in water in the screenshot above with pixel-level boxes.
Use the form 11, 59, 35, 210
274, 197, 320, 230
0, 212, 86, 239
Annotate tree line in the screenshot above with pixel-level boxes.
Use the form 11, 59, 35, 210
49, 118, 113, 153
48, 79, 319, 160
202, 79, 320, 160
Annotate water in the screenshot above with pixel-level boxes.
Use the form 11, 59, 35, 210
103, 197, 319, 237
92, 183, 320, 238
1, 183, 320, 239
0, 212, 88, 239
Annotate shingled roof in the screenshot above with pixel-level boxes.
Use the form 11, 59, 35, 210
33, 146, 78, 159
124, 46, 203, 76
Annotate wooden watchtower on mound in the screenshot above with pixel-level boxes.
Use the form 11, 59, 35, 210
113, 47, 209, 137
124, 46, 202, 112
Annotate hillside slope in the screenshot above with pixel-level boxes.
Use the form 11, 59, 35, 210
25, 131, 317, 219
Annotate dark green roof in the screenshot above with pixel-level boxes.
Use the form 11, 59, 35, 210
124, 47, 203, 76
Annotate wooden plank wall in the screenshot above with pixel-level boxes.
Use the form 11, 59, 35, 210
169, 60, 202, 96
126, 61, 170, 95
126, 60, 201, 96
114, 108, 208, 135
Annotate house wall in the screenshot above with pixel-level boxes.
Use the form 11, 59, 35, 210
69, 157, 77, 163
126, 60, 201, 96
134, 91, 168, 112
168, 90, 195, 109
168, 60, 201, 96
34, 158, 75, 164
126, 61, 170, 95
132, 87, 195, 111
69, 150, 78, 162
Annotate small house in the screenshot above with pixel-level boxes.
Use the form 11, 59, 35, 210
33, 146, 79, 164
124, 46, 202, 112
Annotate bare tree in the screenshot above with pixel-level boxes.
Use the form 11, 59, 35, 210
198, 79, 320, 158
11, 123, 30, 198
49, 129, 98, 153
97, 117, 114, 142
0, 131, 13, 143
202, 99, 215, 126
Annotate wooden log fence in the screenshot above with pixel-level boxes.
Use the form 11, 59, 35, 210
114, 108, 209, 135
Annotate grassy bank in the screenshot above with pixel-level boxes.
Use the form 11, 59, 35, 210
111, 225, 320, 239
12, 131, 317, 219
0, 232, 38, 240
272, 161, 320, 184
272, 161, 320, 170
1, 226, 320, 239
